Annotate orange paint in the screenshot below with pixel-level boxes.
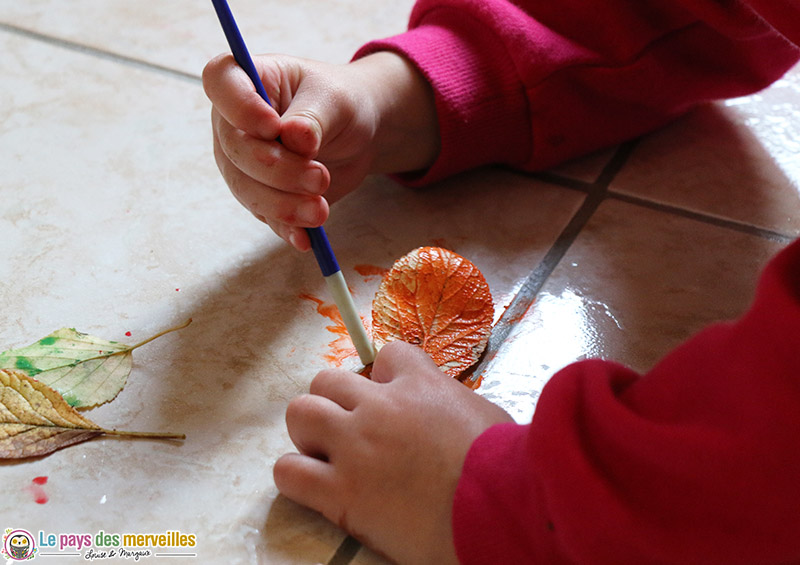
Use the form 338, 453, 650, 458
459, 372, 484, 390
354, 264, 389, 278
302, 246, 492, 389
372, 247, 493, 379
300, 293, 361, 367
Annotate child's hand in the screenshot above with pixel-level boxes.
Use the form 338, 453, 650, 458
203, 54, 370, 251
203, 52, 439, 251
274, 341, 513, 564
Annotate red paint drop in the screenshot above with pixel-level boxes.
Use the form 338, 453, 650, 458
125, 331, 132, 337
175, 288, 180, 292
25, 476, 49, 504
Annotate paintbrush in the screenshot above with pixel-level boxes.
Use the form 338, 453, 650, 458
210, 0, 375, 365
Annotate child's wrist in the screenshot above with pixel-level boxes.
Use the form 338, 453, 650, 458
351, 51, 440, 175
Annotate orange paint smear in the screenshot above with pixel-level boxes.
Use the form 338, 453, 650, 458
354, 264, 389, 278
459, 372, 484, 390
457, 352, 488, 390
300, 293, 361, 367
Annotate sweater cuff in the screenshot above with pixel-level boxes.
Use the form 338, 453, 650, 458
354, 19, 530, 186
452, 422, 558, 564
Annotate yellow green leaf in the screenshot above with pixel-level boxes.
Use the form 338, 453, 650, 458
0, 319, 191, 408
0, 369, 184, 460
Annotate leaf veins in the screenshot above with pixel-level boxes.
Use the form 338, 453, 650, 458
372, 247, 494, 378
0, 369, 184, 460
0, 319, 191, 409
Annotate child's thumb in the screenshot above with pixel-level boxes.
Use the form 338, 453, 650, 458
280, 109, 324, 159
278, 75, 351, 159
370, 341, 442, 385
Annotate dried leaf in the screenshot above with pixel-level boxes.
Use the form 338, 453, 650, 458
0, 369, 184, 460
372, 247, 493, 377
0, 319, 191, 409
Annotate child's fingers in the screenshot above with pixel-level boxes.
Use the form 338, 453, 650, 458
273, 453, 336, 511
285, 393, 346, 459
213, 132, 330, 228
213, 109, 330, 196
226, 165, 329, 229
281, 114, 324, 160
203, 54, 280, 140
272, 224, 312, 252
245, 212, 313, 253
309, 369, 376, 412
371, 341, 442, 384
273, 453, 351, 535
276, 62, 354, 159
283, 225, 313, 252
212, 122, 328, 252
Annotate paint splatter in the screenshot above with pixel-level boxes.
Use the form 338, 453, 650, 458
300, 293, 365, 367
458, 365, 485, 390
14, 357, 41, 375
353, 264, 389, 279
25, 476, 49, 504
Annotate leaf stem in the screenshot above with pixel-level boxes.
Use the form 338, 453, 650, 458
128, 318, 193, 351
101, 429, 186, 440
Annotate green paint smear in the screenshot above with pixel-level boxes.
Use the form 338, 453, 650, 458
38, 336, 58, 346
15, 357, 42, 375
61, 392, 80, 407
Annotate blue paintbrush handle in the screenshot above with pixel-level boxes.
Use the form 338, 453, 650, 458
210, 0, 340, 277
210, 0, 271, 104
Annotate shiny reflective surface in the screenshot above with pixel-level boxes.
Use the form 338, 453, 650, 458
476, 200, 789, 425
725, 71, 800, 189
480, 289, 620, 422
611, 66, 800, 234
1, 3, 798, 564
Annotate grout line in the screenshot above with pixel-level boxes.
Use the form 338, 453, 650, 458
480, 187, 604, 358
0, 21, 201, 83
526, 141, 794, 244
528, 170, 594, 193
593, 141, 640, 187
608, 191, 795, 243
327, 536, 362, 565
472, 141, 639, 376
476, 133, 793, 379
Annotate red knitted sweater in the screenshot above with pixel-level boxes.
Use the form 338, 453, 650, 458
357, 1, 800, 561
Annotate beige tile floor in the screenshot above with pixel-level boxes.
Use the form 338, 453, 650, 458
1, 2, 798, 564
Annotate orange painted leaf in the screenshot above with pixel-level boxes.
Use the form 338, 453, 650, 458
372, 247, 494, 377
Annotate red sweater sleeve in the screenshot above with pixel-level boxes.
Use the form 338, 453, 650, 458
354, 0, 799, 184
353, 0, 800, 562
453, 237, 800, 563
